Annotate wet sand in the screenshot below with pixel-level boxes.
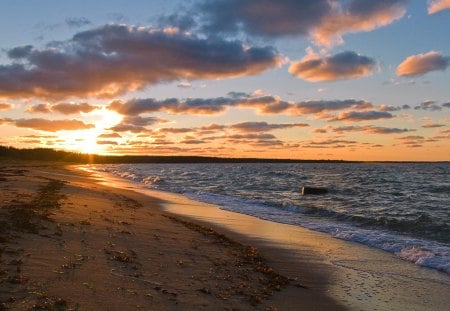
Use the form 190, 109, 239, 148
0, 162, 344, 310
86, 165, 450, 311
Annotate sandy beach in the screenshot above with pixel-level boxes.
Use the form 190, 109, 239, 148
0, 162, 344, 310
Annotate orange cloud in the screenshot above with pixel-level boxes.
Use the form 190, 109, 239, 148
197, 0, 408, 47
289, 50, 377, 82
230, 121, 309, 132
14, 118, 95, 132
0, 25, 281, 99
0, 103, 13, 111
428, 0, 450, 14
98, 133, 122, 138
27, 102, 98, 114
397, 51, 449, 77
312, 0, 408, 46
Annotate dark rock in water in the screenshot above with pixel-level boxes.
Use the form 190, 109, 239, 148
301, 186, 328, 195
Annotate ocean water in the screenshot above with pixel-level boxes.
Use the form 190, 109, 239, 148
93, 162, 450, 274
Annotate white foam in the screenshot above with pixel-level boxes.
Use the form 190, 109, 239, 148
92, 164, 450, 274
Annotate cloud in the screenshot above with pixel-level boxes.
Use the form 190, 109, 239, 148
197, 0, 408, 46
226, 133, 284, 146
98, 132, 122, 138
332, 125, 413, 134
14, 118, 95, 132
26, 102, 98, 114
422, 123, 446, 128
0, 24, 281, 99
200, 0, 332, 37
177, 81, 192, 88
414, 100, 442, 111
66, 17, 91, 28
96, 140, 118, 145
26, 104, 52, 114
312, 0, 409, 46
0, 103, 13, 111
289, 50, 377, 82
329, 110, 394, 122
107, 124, 149, 133
107, 115, 165, 133
290, 99, 373, 115
230, 121, 308, 132
51, 102, 97, 114
158, 127, 193, 134
302, 139, 358, 148
442, 102, 450, 108
428, 0, 450, 14
379, 104, 411, 111
397, 51, 449, 77
109, 97, 235, 115
109, 95, 376, 118
312, 128, 328, 134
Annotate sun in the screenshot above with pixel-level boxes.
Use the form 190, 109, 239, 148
57, 109, 123, 154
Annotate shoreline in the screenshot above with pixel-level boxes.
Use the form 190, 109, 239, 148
83, 164, 450, 311
0, 162, 343, 310
1, 162, 449, 310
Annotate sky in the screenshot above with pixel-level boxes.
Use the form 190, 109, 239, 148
0, 0, 449, 161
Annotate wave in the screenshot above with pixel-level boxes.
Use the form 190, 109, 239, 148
93, 163, 450, 274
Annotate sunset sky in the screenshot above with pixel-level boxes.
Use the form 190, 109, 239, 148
0, 0, 449, 161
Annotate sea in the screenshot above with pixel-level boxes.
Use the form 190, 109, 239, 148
92, 162, 450, 274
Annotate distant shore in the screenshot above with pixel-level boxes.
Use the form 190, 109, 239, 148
0, 162, 343, 310
2, 145, 449, 164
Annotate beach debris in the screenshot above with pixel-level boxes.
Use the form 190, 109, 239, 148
301, 186, 329, 195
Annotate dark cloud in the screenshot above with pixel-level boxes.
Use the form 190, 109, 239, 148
158, 127, 193, 134
226, 133, 283, 146
26, 104, 52, 114
7, 45, 33, 59
26, 102, 98, 114
65, 17, 91, 28
109, 97, 234, 115
442, 102, 450, 108
291, 99, 373, 115
0, 24, 280, 99
230, 121, 308, 132
289, 51, 377, 82
98, 132, 122, 138
333, 125, 413, 134
312, 128, 328, 134
379, 104, 411, 111
200, 0, 332, 37
198, 124, 227, 133
422, 124, 446, 128
414, 100, 442, 111
329, 110, 394, 122
51, 102, 97, 114
121, 116, 164, 126
397, 51, 449, 77
197, 0, 408, 46
96, 140, 118, 145
107, 124, 149, 133
302, 139, 359, 148
180, 138, 205, 145
109, 95, 377, 119
14, 118, 95, 132
111, 95, 283, 116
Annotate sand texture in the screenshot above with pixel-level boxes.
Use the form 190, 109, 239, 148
0, 163, 342, 310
